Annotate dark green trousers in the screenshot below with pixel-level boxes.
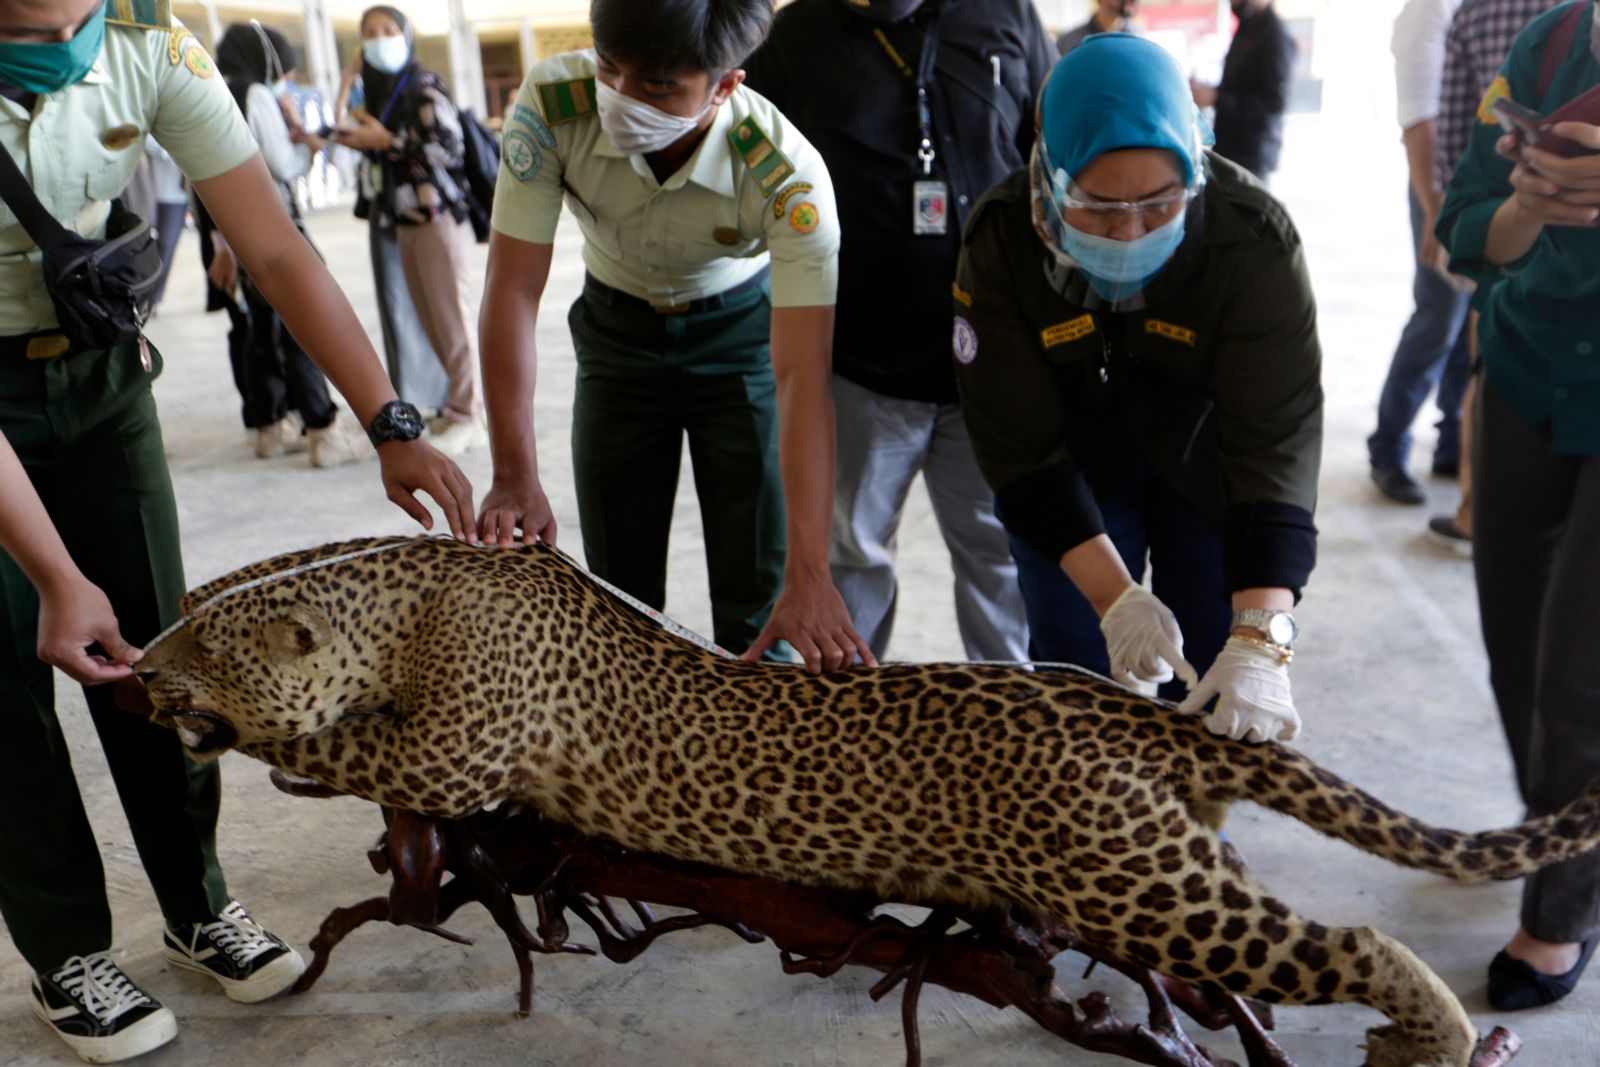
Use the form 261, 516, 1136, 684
0, 341, 227, 975
568, 279, 786, 654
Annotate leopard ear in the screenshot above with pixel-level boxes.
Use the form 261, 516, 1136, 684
266, 605, 333, 659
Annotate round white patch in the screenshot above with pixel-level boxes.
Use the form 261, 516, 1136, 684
953, 316, 978, 365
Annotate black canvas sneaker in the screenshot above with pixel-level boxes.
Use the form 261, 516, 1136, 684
29, 952, 177, 1064
162, 899, 305, 1004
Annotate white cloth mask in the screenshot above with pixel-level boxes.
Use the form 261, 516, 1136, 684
363, 35, 410, 75
596, 80, 712, 156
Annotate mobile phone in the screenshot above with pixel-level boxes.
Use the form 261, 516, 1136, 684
1491, 85, 1600, 157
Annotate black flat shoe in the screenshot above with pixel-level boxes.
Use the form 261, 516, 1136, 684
1371, 465, 1427, 505
1487, 937, 1599, 1011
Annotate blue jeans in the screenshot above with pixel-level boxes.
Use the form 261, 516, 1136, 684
1367, 186, 1472, 471
1008, 463, 1232, 703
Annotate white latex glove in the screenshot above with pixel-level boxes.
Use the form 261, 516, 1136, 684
1177, 636, 1301, 744
1098, 585, 1198, 688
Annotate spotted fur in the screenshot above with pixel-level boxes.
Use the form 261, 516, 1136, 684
139, 537, 1600, 1066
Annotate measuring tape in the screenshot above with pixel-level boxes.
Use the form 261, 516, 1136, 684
141, 537, 737, 660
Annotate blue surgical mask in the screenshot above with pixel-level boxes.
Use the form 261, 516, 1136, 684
1029, 140, 1190, 304
363, 35, 410, 75
0, 6, 105, 94
1058, 212, 1187, 303
271, 79, 290, 99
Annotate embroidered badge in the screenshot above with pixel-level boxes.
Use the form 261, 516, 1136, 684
504, 130, 542, 182
537, 77, 596, 125
771, 181, 814, 220
1478, 76, 1511, 126
513, 103, 558, 148
729, 117, 795, 198
951, 282, 972, 308
1041, 315, 1096, 348
788, 201, 820, 234
183, 40, 214, 79
1145, 319, 1196, 346
953, 316, 979, 365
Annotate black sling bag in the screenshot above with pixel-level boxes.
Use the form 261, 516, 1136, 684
0, 139, 162, 351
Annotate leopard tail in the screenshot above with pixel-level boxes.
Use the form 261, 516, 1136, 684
1223, 748, 1600, 883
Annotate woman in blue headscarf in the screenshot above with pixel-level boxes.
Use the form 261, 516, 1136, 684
954, 34, 1323, 744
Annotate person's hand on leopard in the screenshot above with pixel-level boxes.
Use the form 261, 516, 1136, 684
377, 438, 478, 542
1178, 637, 1300, 744
1098, 585, 1198, 687
741, 566, 876, 674
479, 473, 558, 546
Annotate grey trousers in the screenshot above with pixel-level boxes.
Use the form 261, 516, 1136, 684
1474, 375, 1600, 943
829, 374, 1028, 662
369, 217, 449, 413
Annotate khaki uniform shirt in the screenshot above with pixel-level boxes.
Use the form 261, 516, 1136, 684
491, 50, 839, 310
0, 7, 257, 335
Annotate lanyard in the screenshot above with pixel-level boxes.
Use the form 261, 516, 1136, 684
871, 3, 949, 176
378, 68, 415, 128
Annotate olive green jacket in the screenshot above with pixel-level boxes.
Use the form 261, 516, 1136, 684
953, 154, 1322, 596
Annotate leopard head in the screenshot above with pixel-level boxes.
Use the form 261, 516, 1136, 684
138, 576, 396, 762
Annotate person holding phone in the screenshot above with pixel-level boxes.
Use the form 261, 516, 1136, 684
1435, 0, 1600, 1011
332, 5, 485, 456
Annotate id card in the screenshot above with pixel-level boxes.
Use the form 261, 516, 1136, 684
913, 180, 949, 236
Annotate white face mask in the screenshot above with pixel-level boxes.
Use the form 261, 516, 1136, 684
596, 79, 713, 156
271, 79, 289, 99
363, 34, 410, 75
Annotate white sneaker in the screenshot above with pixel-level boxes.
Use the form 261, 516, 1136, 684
426, 414, 487, 457
307, 413, 369, 470
162, 900, 306, 1004
30, 952, 177, 1064
253, 416, 308, 459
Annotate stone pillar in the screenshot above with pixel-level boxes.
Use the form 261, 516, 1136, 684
300, 0, 341, 105
447, 0, 488, 114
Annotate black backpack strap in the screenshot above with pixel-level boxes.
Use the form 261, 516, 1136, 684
1537, 0, 1587, 101
0, 137, 73, 253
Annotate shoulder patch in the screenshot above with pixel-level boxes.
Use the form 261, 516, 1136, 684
503, 130, 543, 182
771, 181, 813, 220
1042, 315, 1096, 348
536, 78, 596, 126
182, 38, 214, 80
167, 24, 192, 66
105, 0, 173, 30
513, 103, 558, 148
728, 117, 795, 198
1477, 75, 1511, 126
951, 282, 972, 308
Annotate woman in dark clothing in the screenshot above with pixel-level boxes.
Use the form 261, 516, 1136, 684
213, 22, 360, 468
334, 5, 484, 456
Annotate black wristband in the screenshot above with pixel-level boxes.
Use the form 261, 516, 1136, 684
1222, 501, 1318, 602
993, 460, 1107, 562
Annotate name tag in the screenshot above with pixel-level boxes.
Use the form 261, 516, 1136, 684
1145, 319, 1197, 347
1042, 315, 1096, 348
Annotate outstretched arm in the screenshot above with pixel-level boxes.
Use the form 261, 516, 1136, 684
0, 433, 137, 683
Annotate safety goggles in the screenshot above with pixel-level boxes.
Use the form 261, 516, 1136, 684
1036, 138, 1198, 230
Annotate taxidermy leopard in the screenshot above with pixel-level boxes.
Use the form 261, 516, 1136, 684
137, 536, 1600, 1067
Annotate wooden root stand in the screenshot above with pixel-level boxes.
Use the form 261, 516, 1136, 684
268, 773, 1521, 1067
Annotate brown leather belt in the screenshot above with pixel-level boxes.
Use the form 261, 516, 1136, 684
0, 332, 72, 360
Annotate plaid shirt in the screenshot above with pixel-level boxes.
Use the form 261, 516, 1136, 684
1437, 0, 1564, 185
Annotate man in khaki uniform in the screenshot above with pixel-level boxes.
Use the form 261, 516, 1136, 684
0, 1, 473, 1061
478, 0, 871, 672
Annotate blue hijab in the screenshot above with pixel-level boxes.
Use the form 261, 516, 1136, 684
1038, 33, 1212, 187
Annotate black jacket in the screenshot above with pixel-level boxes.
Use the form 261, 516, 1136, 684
744, 0, 1055, 403
953, 155, 1323, 598
1212, 5, 1296, 179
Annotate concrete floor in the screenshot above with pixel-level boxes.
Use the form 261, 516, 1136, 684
4, 110, 1598, 1066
